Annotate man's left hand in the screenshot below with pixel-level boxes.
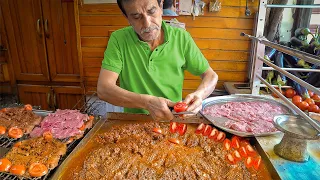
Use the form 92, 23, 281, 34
183, 92, 204, 114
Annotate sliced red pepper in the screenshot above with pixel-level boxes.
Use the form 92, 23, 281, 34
215, 131, 226, 142
231, 136, 241, 149
253, 156, 262, 170
153, 128, 163, 134
233, 150, 242, 162
168, 138, 180, 144
239, 146, 248, 158
225, 153, 236, 165
202, 125, 212, 136
177, 123, 187, 136
245, 144, 257, 156
208, 128, 219, 140
195, 123, 205, 134
245, 156, 254, 168
170, 122, 178, 133
223, 138, 231, 151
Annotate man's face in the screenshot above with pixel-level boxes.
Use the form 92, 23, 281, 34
123, 0, 163, 42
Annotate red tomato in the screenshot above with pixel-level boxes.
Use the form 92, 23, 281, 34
215, 131, 226, 142
298, 101, 310, 111
223, 139, 231, 151
0, 108, 7, 113
245, 156, 254, 168
24, 104, 32, 111
28, 163, 48, 177
208, 128, 219, 140
233, 150, 242, 162
173, 102, 188, 113
8, 127, 23, 139
43, 131, 53, 141
312, 94, 320, 106
308, 90, 314, 97
79, 124, 85, 131
153, 128, 163, 134
202, 125, 212, 136
308, 104, 320, 113
285, 89, 296, 98
292, 95, 303, 106
305, 98, 315, 105
0, 126, 6, 135
0, 158, 12, 172
10, 165, 26, 175
240, 139, 250, 147
245, 144, 257, 156
239, 146, 248, 158
195, 123, 205, 134
168, 138, 180, 144
231, 136, 240, 149
272, 88, 285, 98
177, 123, 187, 136
253, 156, 262, 170
225, 153, 236, 165
170, 122, 178, 133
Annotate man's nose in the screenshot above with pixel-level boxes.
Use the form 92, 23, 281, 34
142, 15, 151, 28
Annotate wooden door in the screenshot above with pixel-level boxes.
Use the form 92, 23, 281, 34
52, 86, 84, 110
42, 0, 80, 82
0, 4, 8, 83
5, 0, 50, 81
18, 84, 52, 110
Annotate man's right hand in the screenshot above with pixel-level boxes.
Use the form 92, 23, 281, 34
144, 95, 175, 121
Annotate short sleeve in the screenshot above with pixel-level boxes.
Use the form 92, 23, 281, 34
184, 32, 209, 76
101, 33, 123, 74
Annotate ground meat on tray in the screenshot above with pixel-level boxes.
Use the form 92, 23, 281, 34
73, 122, 258, 180
202, 101, 288, 133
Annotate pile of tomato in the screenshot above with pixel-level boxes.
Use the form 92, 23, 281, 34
281, 89, 320, 113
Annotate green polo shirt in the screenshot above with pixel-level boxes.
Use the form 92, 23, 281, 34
102, 21, 209, 114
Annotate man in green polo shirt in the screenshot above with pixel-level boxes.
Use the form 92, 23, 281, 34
97, 0, 218, 121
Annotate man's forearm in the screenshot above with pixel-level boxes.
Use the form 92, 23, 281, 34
97, 84, 150, 109
196, 68, 218, 99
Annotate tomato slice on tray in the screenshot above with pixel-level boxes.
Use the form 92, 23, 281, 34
173, 102, 188, 113
223, 139, 231, 151
24, 104, 32, 111
233, 150, 242, 162
153, 128, 163, 134
231, 136, 241, 149
0, 108, 7, 113
239, 146, 248, 158
28, 163, 48, 177
10, 165, 26, 175
8, 127, 23, 139
168, 138, 180, 145
202, 125, 212, 136
245, 144, 257, 156
0, 126, 6, 135
0, 158, 12, 172
177, 123, 187, 136
170, 122, 178, 133
245, 156, 254, 168
253, 156, 262, 170
195, 123, 205, 134
215, 131, 226, 142
208, 128, 219, 140
43, 131, 53, 141
225, 153, 236, 165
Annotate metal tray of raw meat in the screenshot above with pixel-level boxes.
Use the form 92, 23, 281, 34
200, 94, 296, 137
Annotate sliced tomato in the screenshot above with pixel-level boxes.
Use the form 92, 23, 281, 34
10, 165, 26, 175
225, 153, 236, 165
170, 122, 178, 133
208, 128, 219, 140
174, 102, 188, 113
202, 125, 212, 136
240, 139, 250, 147
153, 127, 163, 134
195, 123, 206, 134
28, 163, 48, 177
0, 126, 6, 135
89, 115, 94, 121
233, 150, 242, 162
14, 141, 22, 148
66, 137, 74, 144
168, 138, 180, 144
0, 108, 7, 113
245, 156, 254, 168
0, 158, 12, 172
43, 131, 53, 141
253, 156, 262, 170
223, 139, 231, 151
79, 124, 86, 131
231, 136, 240, 149
245, 144, 257, 156
177, 123, 187, 136
215, 131, 226, 142
8, 127, 23, 139
24, 104, 32, 111
239, 146, 248, 158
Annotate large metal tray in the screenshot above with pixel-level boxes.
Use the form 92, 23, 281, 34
51, 112, 280, 180
200, 94, 296, 137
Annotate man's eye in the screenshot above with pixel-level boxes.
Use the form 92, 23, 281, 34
133, 15, 140, 19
